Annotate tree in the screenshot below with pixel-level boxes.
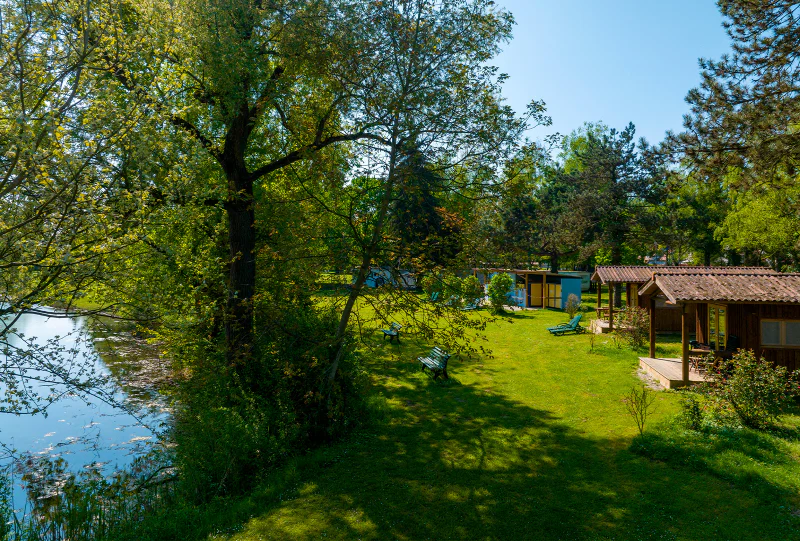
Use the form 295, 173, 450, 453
97, 0, 384, 372
563, 123, 665, 304
717, 182, 800, 270
309, 0, 540, 392
390, 148, 463, 270
658, 173, 729, 266
672, 1, 800, 190
499, 161, 590, 272
0, 0, 150, 414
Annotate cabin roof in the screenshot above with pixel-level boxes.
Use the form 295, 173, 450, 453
638, 272, 800, 304
590, 265, 778, 284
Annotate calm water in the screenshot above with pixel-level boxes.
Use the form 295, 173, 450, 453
0, 311, 168, 507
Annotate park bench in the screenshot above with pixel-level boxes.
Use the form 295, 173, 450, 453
461, 299, 480, 311
546, 314, 585, 336
418, 346, 451, 380
381, 322, 402, 343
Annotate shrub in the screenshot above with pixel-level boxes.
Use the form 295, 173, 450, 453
623, 385, 656, 436
174, 303, 365, 502
679, 393, 704, 430
487, 273, 513, 313
564, 293, 581, 318
442, 273, 464, 306
461, 275, 484, 304
615, 306, 650, 349
419, 274, 439, 296
703, 349, 800, 429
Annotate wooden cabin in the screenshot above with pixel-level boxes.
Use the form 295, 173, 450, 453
591, 266, 777, 332
472, 269, 582, 310
639, 271, 800, 386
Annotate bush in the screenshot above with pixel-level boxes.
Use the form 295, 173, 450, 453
461, 275, 484, 304
703, 349, 800, 429
419, 274, 439, 297
679, 393, 704, 430
442, 273, 464, 306
615, 306, 650, 349
174, 303, 365, 502
487, 273, 513, 313
564, 293, 581, 318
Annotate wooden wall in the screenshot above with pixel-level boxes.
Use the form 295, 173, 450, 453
640, 293, 693, 333
719, 303, 800, 372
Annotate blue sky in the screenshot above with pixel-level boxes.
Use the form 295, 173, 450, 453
493, 1, 732, 146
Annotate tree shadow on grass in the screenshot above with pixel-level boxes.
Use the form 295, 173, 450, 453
226, 348, 800, 541
634, 418, 800, 508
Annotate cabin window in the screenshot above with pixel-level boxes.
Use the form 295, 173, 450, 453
708, 304, 727, 350
761, 319, 800, 348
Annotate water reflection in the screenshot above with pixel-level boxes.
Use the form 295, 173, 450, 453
1, 311, 168, 507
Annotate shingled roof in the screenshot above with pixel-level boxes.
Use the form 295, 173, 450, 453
591, 265, 778, 284
638, 272, 800, 304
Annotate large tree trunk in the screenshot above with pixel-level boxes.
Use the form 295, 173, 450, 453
224, 171, 256, 371
221, 107, 258, 372
550, 252, 559, 273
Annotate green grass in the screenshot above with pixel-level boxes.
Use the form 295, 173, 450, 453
200, 308, 800, 541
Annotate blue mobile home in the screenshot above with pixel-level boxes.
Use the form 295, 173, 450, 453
472, 268, 582, 309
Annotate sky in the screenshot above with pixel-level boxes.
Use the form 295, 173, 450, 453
493, 1, 732, 146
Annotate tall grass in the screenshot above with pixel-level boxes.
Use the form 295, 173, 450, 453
1, 451, 176, 541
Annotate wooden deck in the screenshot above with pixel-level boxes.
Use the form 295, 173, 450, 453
638, 357, 706, 389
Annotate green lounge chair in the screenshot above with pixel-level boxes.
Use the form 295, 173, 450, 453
547, 314, 584, 335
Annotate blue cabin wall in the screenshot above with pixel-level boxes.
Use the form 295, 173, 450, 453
560, 277, 582, 308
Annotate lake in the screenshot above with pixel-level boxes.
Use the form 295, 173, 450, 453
0, 310, 169, 509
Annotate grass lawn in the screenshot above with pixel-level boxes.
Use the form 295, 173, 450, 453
206, 307, 799, 541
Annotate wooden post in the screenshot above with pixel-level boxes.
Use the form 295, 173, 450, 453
681, 303, 691, 385
542, 272, 546, 309
597, 281, 602, 311
649, 296, 656, 358
608, 283, 615, 331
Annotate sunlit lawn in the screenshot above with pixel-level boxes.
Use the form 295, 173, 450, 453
208, 306, 800, 541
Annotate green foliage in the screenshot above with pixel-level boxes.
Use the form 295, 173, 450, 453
442, 274, 463, 299
174, 382, 279, 503
461, 275, 484, 304
615, 306, 650, 349
717, 182, 800, 268
703, 349, 800, 429
679, 393, 704, 431
675, 1, 800, 190
174, 302, 365, 502
0, 472, 10, 540
487, 273, 513, 313
391, 149, 463, 269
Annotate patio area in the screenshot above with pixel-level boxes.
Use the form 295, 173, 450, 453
638, 356, 706, 389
